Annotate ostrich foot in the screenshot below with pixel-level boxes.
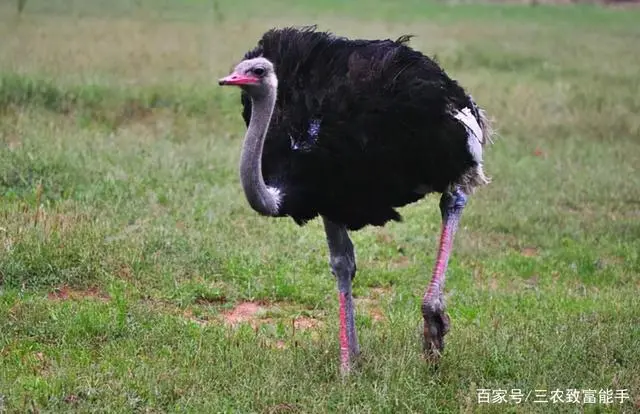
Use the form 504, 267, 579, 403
339, 349, 361, 376
422, 303, 450, 362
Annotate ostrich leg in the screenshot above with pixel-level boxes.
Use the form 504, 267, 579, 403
422, 186, 467, 360
322, 216, 359, 374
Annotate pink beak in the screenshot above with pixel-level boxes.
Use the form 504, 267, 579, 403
218, 73, 259, 86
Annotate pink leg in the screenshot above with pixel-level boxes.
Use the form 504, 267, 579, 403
423, 187, 467, 360
338, 293, 350, 373
323, 217, 359, 375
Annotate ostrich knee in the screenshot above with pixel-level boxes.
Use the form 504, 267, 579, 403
330, 255, 356, 284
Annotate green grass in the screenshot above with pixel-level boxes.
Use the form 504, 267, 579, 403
1, 0, 640, 412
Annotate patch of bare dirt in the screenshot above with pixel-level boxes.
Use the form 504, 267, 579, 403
265, 402, 300, 414
47, 286, 110, 302
370, 286, 392, 297
219, 302, 324, 332
116, 264, 133, 280
293, 316, 322, 330
181, 308, 212, 326
272, 340, 287, 350
222, 302, 266, 326
369, 307, 386, 322
354, 286, 393, 323
142, 298, 325, 336
520, 247, 539, 257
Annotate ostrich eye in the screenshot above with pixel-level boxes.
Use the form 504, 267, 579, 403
252, 67, 266, 77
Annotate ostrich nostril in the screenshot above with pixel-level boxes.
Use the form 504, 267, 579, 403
219, 75, 235, 85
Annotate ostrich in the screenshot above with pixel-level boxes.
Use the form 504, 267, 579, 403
218, 27, 492, 373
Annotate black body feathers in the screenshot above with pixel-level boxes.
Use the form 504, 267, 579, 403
240, 27, 485, 230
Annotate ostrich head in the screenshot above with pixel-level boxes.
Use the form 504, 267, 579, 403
218, 57, 277, 96
217, 56, 281, 217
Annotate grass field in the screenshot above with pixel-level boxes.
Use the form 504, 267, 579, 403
1, 0, 639, 412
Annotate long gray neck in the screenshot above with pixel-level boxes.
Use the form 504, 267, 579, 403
239, 87, 280, 216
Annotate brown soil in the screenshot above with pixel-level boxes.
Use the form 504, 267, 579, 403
47, 285, 110, 302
